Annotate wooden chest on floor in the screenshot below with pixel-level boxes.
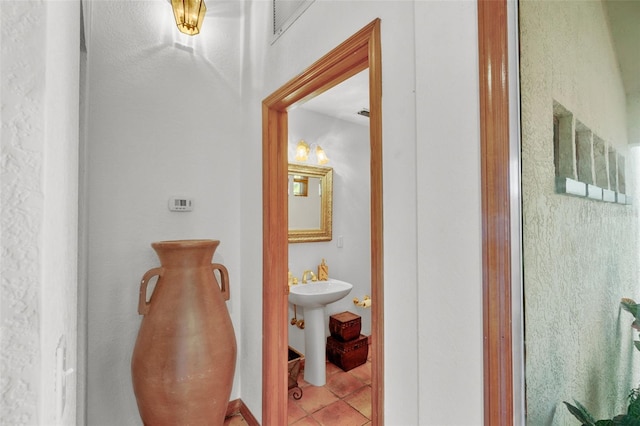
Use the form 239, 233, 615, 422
326, 334, 368, 371
329, 311, 361, 342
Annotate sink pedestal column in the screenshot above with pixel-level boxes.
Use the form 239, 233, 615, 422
288, 279, 353, 386
302, 306, 327, 386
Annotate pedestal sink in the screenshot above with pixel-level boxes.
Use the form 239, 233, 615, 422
288, 279, 353, 386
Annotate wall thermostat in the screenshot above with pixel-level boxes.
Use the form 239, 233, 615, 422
168, 197, 193, 212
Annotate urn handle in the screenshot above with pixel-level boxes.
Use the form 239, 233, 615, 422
211, 263, 230, 301
138, 267, 163, 315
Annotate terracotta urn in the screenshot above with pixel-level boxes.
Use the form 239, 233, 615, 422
131, 239, 237, 425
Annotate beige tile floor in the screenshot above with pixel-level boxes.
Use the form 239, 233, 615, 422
223, 357, 372, 426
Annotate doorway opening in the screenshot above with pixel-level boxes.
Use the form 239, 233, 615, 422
262, 19, 384, 425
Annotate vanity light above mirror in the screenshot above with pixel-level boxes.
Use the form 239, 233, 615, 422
295, 140, 330, 165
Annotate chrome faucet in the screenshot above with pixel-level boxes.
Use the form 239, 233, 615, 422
302, 270, 317, 283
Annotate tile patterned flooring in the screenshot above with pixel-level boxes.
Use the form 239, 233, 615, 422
223, 413, 248, 425
223, 356, 372, 426
288, 357, 372, 425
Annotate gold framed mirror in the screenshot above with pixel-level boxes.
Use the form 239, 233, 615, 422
288, 163, 333, 243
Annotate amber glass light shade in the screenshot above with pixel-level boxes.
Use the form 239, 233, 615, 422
295, 140, 310, 162
171, 0, 206, 36
315, 146, 329, 165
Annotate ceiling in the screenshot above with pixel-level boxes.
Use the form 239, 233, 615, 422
297, 69, 369, 126
604, 0, 640, 94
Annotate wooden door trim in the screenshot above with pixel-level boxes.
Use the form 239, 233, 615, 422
262, 19, 384, 426
478, 0, 514, 424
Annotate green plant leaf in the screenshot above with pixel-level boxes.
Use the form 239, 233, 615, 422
627, 388, 640, 418
565, 400, 597, 425
612, 414, 640, 425
634, 341, 640, 352
621, 299, 640, 319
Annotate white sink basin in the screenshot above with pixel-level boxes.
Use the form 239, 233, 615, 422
288, 278, 353, 386
288, 279, 353, 308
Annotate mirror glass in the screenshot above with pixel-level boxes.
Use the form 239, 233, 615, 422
288, 163, 333, 243
520, 0, 640, 423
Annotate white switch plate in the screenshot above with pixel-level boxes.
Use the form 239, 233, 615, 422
169, 197, 193, 212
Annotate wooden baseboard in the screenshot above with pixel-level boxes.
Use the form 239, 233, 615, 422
226, 398, 259, 426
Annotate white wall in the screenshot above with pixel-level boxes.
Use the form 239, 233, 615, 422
240, 1, 421, 422
287, 107, 371, 353
82, 0, 485, 424
1, 1, 80, 424
241, 1, 483, 424
520, 1, 639, 423
414, 1, 483, 424
84, 2, 244, 424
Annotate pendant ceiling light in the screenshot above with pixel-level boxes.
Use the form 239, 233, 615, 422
171, 0, 206, 36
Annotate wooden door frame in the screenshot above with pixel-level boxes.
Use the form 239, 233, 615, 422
478, 0, 515, 424
262, 19, 383, 425
262, 2, 515, 423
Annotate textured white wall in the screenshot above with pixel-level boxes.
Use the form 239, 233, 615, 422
287, 107, 371, 353
520, 1, 639, 423
1, 3, 46, 422
629, 92, 640, 146
1, 1, 80, 424
84, 2, 244, 424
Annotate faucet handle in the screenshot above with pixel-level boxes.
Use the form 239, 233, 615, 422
288, 270, 299, 286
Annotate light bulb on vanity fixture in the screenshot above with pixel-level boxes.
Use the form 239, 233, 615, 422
315, 146, 329, 165
171, 0, 206, 35
294, 140, 330, 165
295, 140, 310, 162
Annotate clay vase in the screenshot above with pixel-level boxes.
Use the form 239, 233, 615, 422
131, 239, 237, 425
